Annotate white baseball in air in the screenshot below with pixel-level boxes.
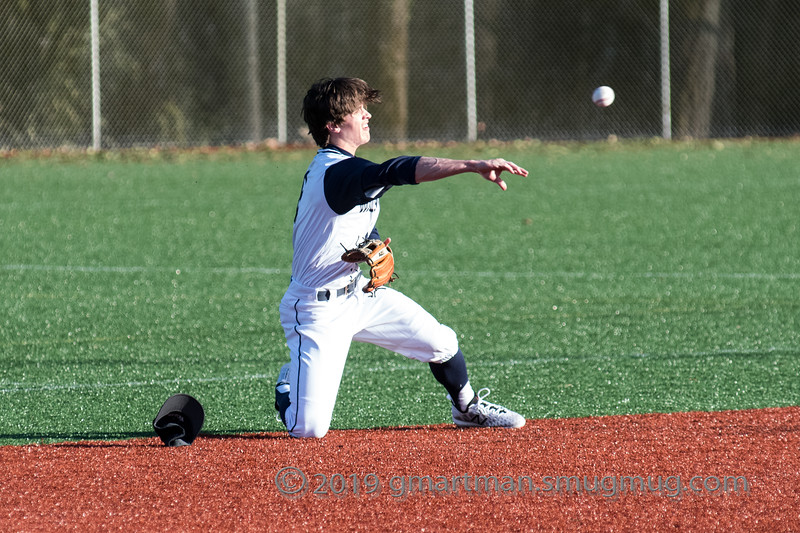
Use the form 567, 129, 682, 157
592, 86, 615, 107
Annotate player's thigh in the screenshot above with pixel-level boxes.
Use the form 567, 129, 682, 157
353, 288, 458, 363
280, 297, 354, 437
289, 327, 352, 438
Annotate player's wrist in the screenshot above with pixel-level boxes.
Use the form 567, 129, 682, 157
465, 159, 484, 174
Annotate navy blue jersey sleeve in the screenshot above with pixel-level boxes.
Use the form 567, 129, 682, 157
324, 155, 420, 215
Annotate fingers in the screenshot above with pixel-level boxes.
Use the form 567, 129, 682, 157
481, 158, 527, 190
495, 158, 529, 177
489, 171, 508, 191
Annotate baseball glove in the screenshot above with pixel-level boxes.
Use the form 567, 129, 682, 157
341, 238, 397, 293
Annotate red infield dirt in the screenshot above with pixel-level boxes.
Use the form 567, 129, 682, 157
1, 406, 798, 532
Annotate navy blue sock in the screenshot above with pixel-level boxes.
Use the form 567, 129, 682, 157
275, 391, 290, 426
429, 349, 470, 401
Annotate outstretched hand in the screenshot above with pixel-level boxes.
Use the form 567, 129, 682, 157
475, 159, 529, 191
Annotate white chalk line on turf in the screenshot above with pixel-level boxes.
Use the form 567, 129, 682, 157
0, 373, 273, 394
3, 263, 798, 280
363, 345, 797, 374
3, 346, 795, 394
1, 264, 283, 275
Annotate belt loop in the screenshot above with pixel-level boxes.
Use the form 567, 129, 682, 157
316, 289, 331, 301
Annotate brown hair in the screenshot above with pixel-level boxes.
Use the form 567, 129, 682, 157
302, 78, 381, 147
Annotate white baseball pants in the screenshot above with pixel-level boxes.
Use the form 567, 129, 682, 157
279, 275, 458, 438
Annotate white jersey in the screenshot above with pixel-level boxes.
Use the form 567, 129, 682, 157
290, 145, 419, 289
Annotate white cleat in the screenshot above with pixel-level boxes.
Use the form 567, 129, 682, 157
448, 388, 526, 429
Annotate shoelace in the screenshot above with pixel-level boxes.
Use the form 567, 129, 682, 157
475, 388, 508, 413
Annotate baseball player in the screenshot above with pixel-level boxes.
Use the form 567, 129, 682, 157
275, 77, 528, 438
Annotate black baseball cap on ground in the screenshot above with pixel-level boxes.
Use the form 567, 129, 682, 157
152, 394, 205, 447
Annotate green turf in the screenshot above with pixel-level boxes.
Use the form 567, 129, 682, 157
1, 140, 798, 444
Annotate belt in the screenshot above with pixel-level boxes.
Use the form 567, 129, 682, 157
316, 278, 360, 301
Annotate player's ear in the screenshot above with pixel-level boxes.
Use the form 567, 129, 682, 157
326, 121, 340, 134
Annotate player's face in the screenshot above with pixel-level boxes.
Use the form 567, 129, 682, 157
331, 105, 372, 152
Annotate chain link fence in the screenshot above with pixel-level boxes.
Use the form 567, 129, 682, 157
2, 0, 799, 150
